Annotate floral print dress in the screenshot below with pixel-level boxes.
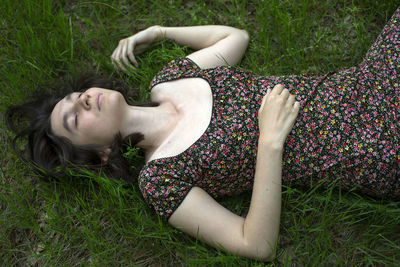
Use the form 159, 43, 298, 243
138, 8, 400, 220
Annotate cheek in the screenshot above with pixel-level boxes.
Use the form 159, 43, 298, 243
79, 116, 106, 139
80, 114, 98, 130
80, 114, 118, 136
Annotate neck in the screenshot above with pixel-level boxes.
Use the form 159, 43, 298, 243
120, 102, 179, 152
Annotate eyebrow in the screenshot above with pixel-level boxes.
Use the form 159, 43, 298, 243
62, 93, 73, 133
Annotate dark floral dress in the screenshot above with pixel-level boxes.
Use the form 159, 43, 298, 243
138, 8, 400, 220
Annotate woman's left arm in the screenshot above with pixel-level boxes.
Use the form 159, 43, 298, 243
111, 25, 249, 70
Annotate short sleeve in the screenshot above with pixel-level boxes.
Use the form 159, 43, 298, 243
138, 163, 193, 220
150, 57, 202, 88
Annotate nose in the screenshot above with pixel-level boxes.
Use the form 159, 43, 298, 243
75, 92, 91, 110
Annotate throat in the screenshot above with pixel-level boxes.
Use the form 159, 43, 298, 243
137, 102, 180, 152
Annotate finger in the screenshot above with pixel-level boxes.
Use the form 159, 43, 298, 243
259, 92, 268, 111
265, 88, 271, 98
114, 40, 123, 61
127, 40, 138, 67
286, 94, 295, 108
260, 93, 268, 107
110, 48, 118, 68
111, 56, 125, 71
116, 55, 127, 71
271, 84, 284, 95
121, 40, 136, 71
281, 89, 290, 103
288, 102, 301, 128
294, 101, 301, 110
111, 48, 116, 61
111, 60, 119, 70
117, 61, 127, 71
113, 43, 127, 71
292, 101, 301, 116
120, 41, 129, 65
120, 40, 135, 70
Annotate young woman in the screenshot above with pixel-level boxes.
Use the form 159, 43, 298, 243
6, 7, 400, 262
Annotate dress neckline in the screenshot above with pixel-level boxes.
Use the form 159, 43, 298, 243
144, 58, 216, 166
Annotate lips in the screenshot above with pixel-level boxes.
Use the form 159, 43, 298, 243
97, 93, 103, 111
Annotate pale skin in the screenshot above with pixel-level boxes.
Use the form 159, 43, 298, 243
51, 25, 300, 261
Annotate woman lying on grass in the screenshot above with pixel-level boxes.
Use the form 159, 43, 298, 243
6, 7, 400, 261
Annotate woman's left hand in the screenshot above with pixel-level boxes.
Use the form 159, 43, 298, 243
111, 25, 163, 71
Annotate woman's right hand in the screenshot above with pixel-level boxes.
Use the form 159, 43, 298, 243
111, 25, 163, 71
258, 84, 300, 149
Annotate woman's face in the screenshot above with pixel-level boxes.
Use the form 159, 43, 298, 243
50, 87, 126, 148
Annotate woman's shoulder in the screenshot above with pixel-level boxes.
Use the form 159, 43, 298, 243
166, 57, 201, 69
150, 57, 202, 88
137, 159, 194, 220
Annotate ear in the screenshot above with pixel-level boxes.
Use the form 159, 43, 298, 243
98, 147, 112, 164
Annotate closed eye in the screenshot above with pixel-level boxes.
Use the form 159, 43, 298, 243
75, 93, 83, 127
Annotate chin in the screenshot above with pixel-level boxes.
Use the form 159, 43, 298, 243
115, 91, 127, 105
105, 89, 123, 103
110, 91, 128, 115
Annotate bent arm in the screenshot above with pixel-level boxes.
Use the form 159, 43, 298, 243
158, 25, 249, 68
168, 143, 283, 261
169, 83, 300, 261
112, 25, 249, 70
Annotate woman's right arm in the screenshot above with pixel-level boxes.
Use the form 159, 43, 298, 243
169, 84, 300, 261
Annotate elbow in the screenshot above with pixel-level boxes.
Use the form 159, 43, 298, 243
231, 27, 249, 44
239, 29, 250, 45
242, 240, 277, 262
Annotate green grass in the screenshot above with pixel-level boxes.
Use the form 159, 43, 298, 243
1, 0, 400, 265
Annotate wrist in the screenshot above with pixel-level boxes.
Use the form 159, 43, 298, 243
258, 139, 284, 152
154, 25, 165, 41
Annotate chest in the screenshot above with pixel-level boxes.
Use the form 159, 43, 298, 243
147, 78, 213, 162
